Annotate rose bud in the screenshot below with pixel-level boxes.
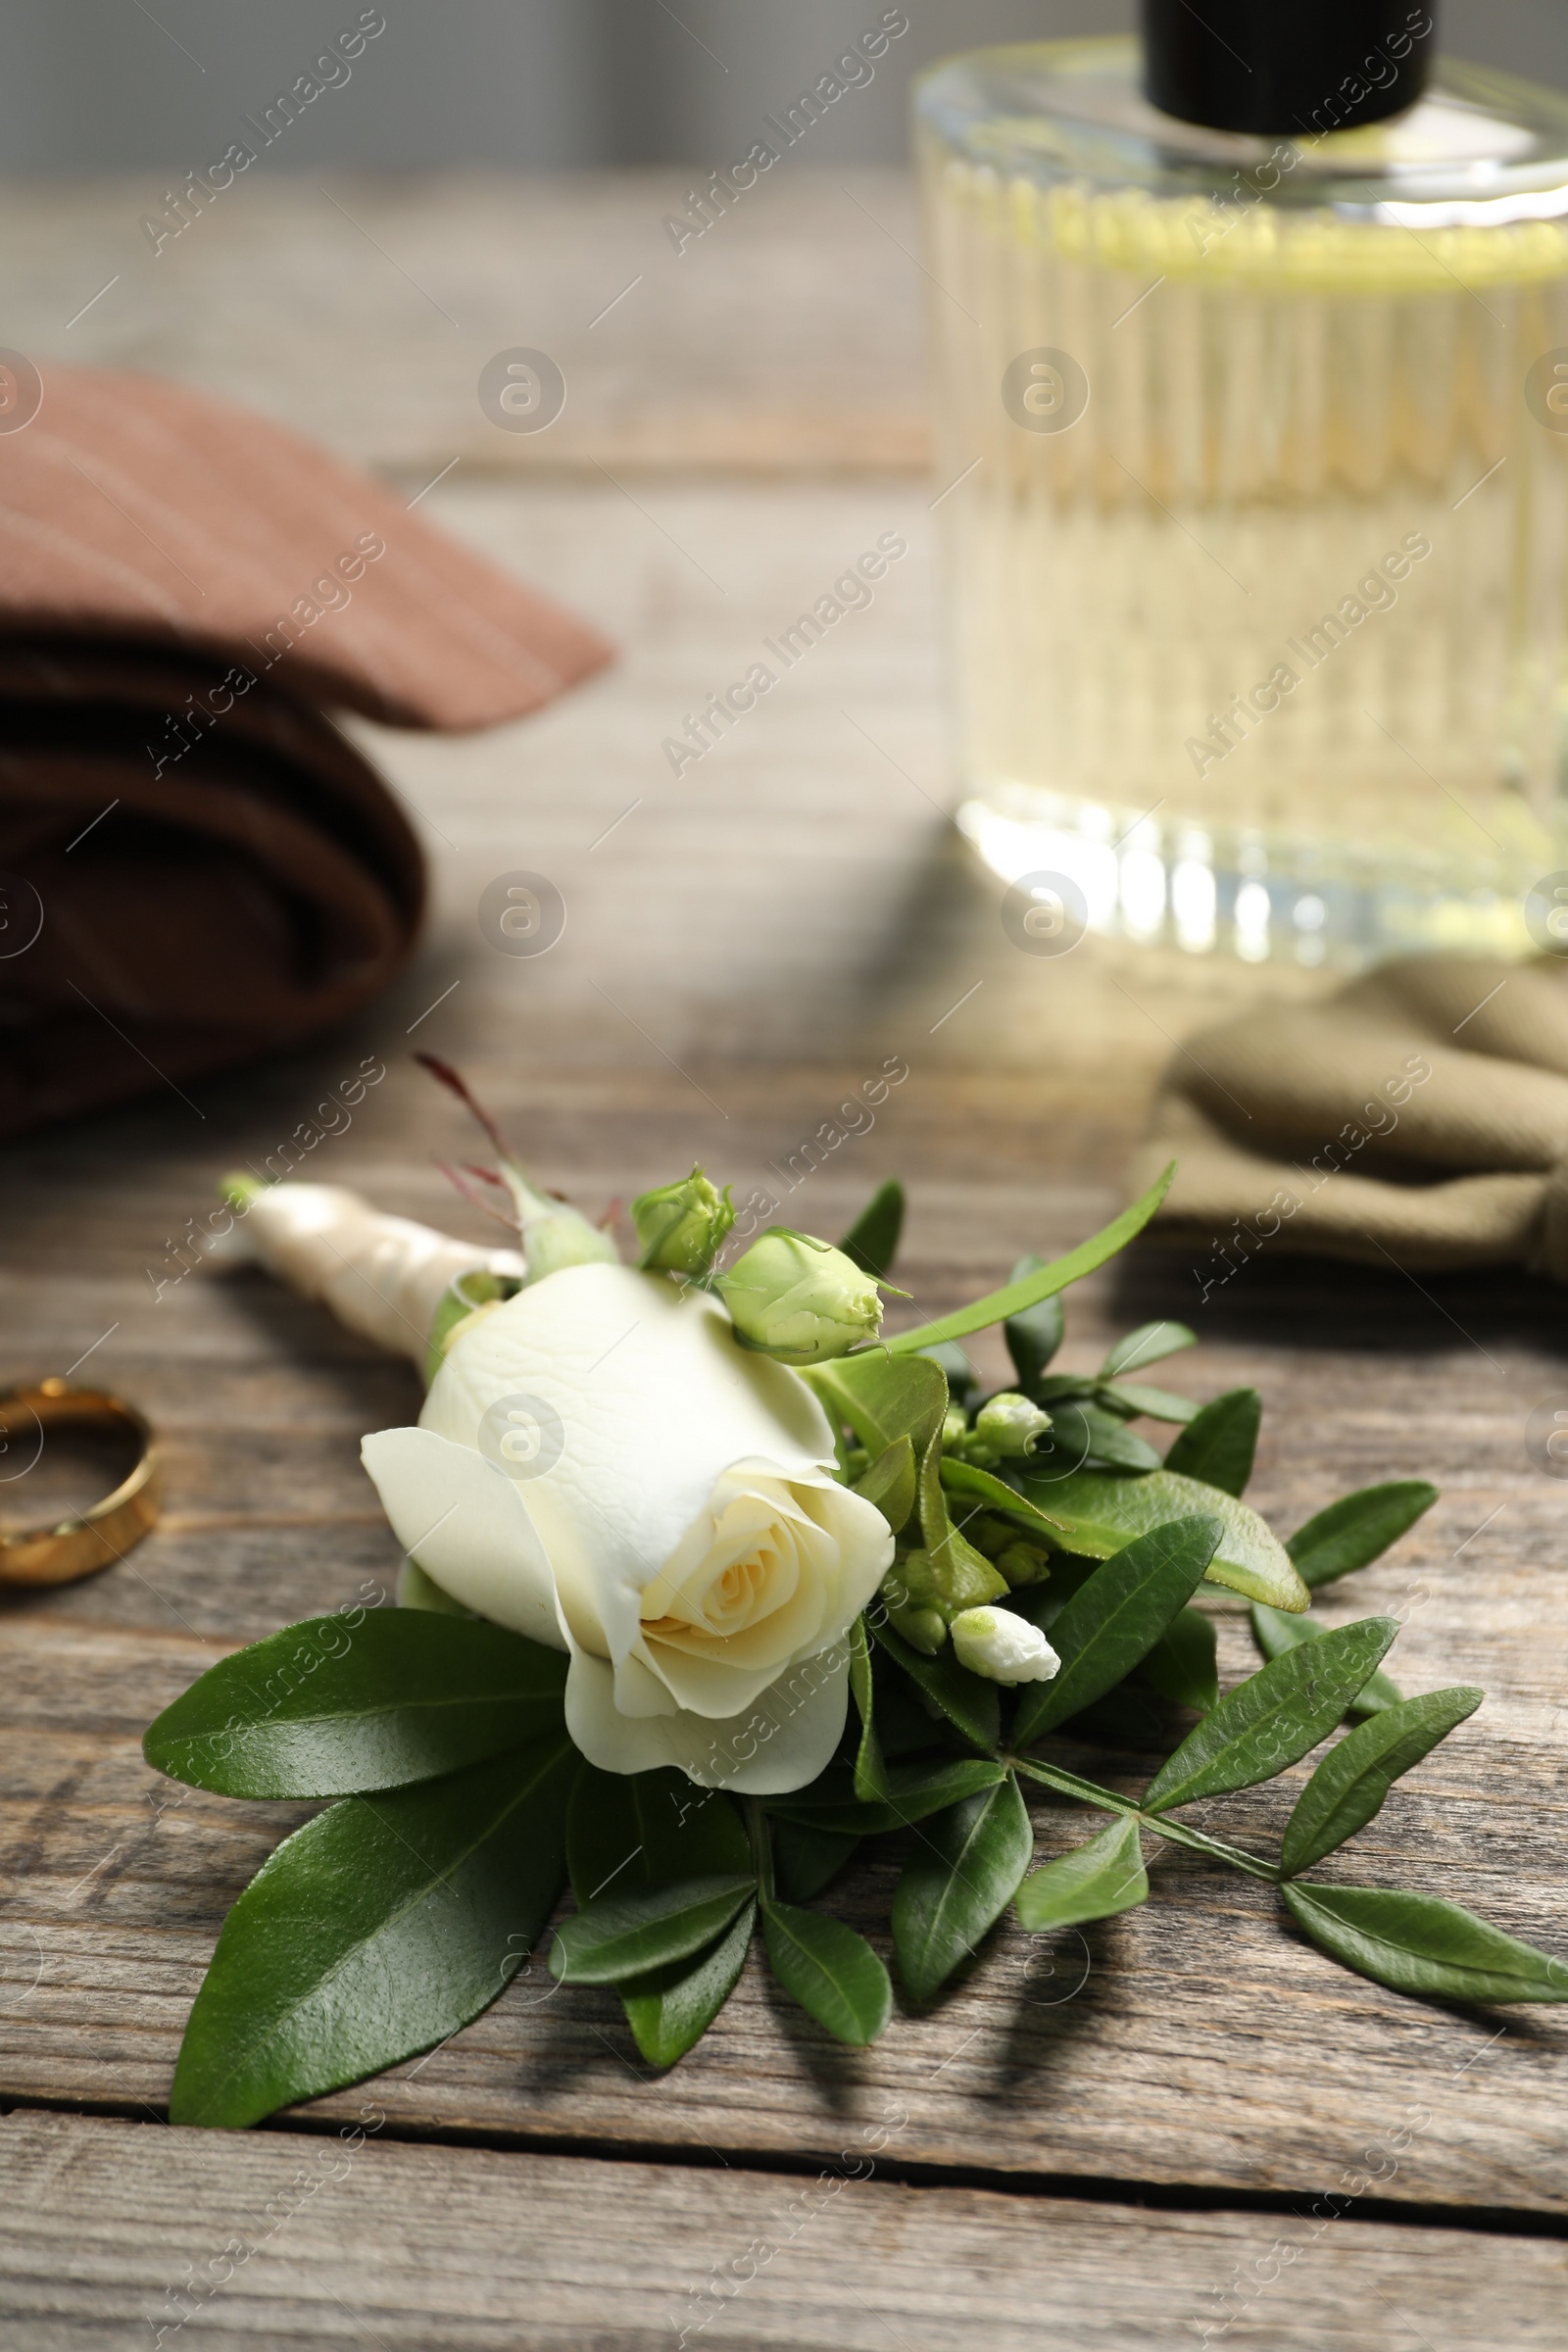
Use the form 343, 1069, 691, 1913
879, 1554, 948, 1654
715, 1228, 883, 1364
631, 1165, 735, 1278
950, 1604, 1061, 1687
965, 1392, 1053, 1463
994, 1539, 1053, 1589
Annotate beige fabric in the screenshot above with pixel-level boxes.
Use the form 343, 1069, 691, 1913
1129, 956, 1568, 1287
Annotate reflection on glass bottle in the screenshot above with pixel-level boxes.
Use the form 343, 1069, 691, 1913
918, 11, 1568, 964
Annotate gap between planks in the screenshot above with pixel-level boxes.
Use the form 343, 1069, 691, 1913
4, 2109, 1567, 2352
7, 2094, 1566, 2244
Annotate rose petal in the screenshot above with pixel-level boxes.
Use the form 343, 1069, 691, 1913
565, 1639, 853, 1794
633, 1467, 893, 1719
421, 1265, 836, 1666
791, 1480, 896, 1646
360, 1426, 564, 1649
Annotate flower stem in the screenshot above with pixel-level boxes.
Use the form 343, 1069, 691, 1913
1006, 1754, 1280, 1884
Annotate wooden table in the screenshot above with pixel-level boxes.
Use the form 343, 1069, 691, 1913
2, 173, 1566, 2349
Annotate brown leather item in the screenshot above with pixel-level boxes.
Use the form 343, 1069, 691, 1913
0, 367, 612, 1137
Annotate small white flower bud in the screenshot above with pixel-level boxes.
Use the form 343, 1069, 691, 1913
970, 1392, 1052, 1460
950, 1605, 1061, 1687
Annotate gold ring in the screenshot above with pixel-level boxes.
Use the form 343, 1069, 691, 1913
0, 1378, 160, 1588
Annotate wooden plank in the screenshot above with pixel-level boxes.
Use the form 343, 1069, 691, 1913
2, 2110, 1564, 2351
6, 173, 931, 477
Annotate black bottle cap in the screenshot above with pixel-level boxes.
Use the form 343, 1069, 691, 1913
1141, 2, 1438, 137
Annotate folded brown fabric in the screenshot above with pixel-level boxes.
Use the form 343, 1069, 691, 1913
1129, 955, 1568, 1289
0, 367, 612, 1137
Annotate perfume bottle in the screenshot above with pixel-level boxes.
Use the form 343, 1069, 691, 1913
917, 4, 1568, 964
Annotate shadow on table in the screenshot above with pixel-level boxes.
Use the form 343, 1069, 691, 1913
1110, 1246, 1568, 1368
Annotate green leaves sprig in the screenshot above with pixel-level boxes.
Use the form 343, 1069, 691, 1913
143, 1170, 1565, 2132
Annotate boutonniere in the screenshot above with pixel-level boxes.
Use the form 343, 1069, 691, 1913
145, 1060, 1566, 2129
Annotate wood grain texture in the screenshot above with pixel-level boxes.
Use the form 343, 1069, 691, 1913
4, 2110, 1566, 2352
3, 1044, 1567, 2214
5, 173, 931, 478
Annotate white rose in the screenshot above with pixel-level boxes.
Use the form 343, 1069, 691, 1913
360, 1262, 893, 1794
950, 1605, 1060, 1687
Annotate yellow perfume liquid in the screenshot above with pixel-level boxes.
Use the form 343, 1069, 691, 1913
918, 40, 1568, 962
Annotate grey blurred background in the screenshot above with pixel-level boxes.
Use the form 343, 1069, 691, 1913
7, 0, 1568, 172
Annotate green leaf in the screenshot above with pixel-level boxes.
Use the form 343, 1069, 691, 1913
169, 1737, 574, 2129
772, 1818, 861, 1902
918, 1342, 977, 1402
854, 1436, 916, 1536
551, 1874, 757, 1985
1100, 1321, 1196, 1379
839, 1178, 905, 1279
1076, 1402, 1162, 1473
1287, 1482, 1439, 1589
1025, 1400, 1094, 1476
1280, 1689, 1484, 1877
876, 1668, 951, 1760
612, 1902, 757, 2066
919, 1429, 1007, 1607
1138, 1605, 1218, 1713
1003, 1259, 1064, 1388
1250, 1602, 1403, 1717
761, 1900, 893, 2044
1104, 1381, 1199, 1425
1013, 1515, 1222, 1747
1060, 1684, 1167, 1751
892, 1773, 1033, 2003
871, 1618, 1001, 1752
1016, 1465, 1309, 1613
1015, 1815, 1148, 1932
565, 1766, 753, 2064
771, 1756, 1005, 1837
940, 1458, 1067, 1546
1086, 1386, 1138, 1420
1144, 1618, 1399, 1813
1282, 1883, 1568, 2005
1010, 1553, 1101, 1635
568, 1767, 753, 1902
884, 1164, 1175, 1355
847, 1617, 887, 1802
805, 1351, 948, 1460
144, 1612, 567, 1800
1163, 1390, 1261, 1498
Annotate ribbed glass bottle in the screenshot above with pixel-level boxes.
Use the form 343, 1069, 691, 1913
918, 40, 1568, 964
